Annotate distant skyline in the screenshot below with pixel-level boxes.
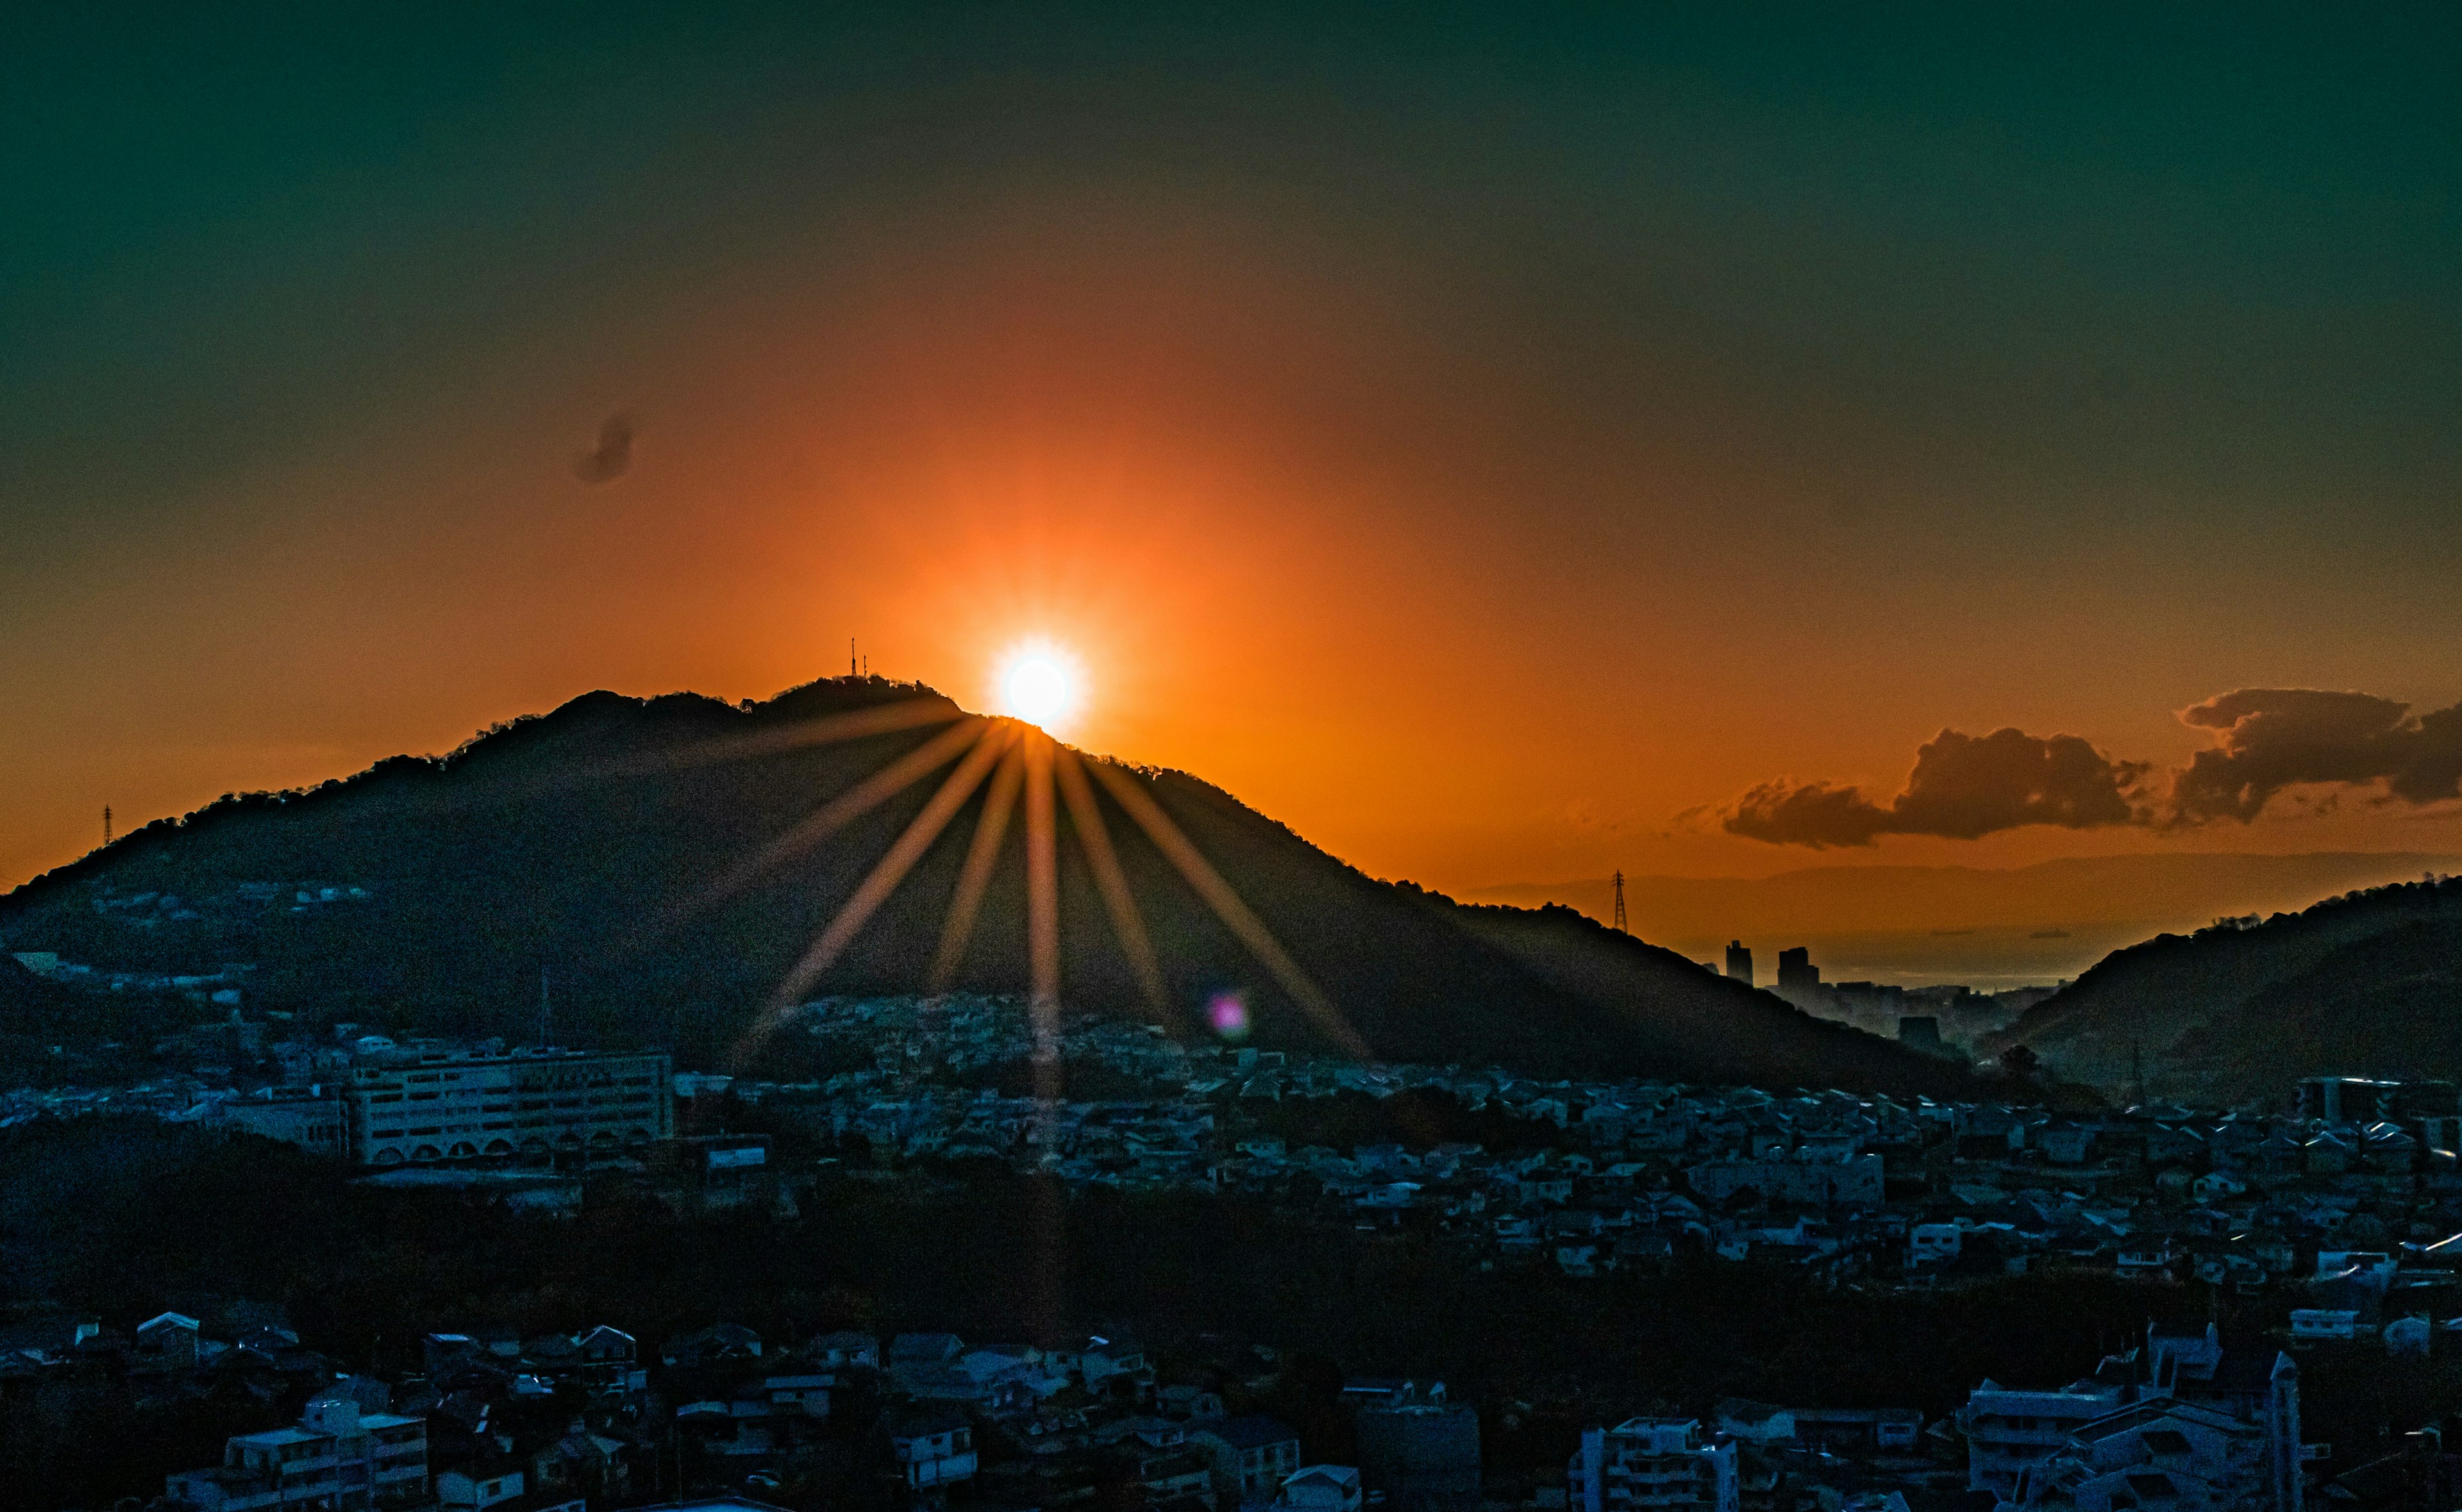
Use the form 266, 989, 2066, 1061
6, 6, 2459, 902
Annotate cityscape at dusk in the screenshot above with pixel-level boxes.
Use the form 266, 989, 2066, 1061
4, 8, 2460, 1512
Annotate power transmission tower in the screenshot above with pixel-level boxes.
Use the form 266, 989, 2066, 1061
1611, 870, 1628, 933
103, 806, 112, 847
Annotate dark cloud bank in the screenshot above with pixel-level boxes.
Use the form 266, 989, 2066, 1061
1723, 689, 2462, 848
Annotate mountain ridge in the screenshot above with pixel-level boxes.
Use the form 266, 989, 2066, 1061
0, 677, 1982, 1097
1468, 851, 2462, 986
1980, 874, 2462, 1103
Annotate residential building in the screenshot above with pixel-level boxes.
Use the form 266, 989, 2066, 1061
890, 1411, 978, 1490
1961, 1381, 2129, 1499
1570, 1418, 1739, 1512
1194, 1416, 1304, 1509
1280, 1466, 1365, 1512
1997, 1390, 2299, 1512
164, 1394, 428, 1511
346, 1046, 673, 1166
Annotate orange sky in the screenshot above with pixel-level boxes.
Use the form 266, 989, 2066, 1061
6, 10, 2461, 902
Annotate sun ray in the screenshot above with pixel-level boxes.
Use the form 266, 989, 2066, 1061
1023, 729, 1063, 1098
1054, 744, 1171, 1024
1087, 758, 1370, 1060
762, 722, 1017, 1012
926, 738, 1027, 992
655, 715, 991, 939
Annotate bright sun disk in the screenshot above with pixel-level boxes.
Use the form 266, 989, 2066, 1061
997, 644, 1083, 730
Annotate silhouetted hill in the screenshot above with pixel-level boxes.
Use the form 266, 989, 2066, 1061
1470, 852, 2462, 989
0, 677, 1980, 1095
1985, 876, 2462, 1103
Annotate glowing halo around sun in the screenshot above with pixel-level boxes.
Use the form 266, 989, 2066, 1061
994, 641, 1085, 731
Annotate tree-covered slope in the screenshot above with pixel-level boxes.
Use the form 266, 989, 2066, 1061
1988, 876, 2462, 1102
0, 677, 1978, 1095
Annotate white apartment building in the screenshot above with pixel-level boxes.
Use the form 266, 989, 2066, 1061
164, 1395, 427, 1511
1570, 1418, 1739, 1512
1960, 1382, 2128, 1498
348, 1046, 672, 1166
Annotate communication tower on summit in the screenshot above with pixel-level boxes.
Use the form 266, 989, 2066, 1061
1611, 870, 1628, 933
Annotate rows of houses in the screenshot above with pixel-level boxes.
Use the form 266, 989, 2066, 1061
699, 1002, 2462, 1309
0, 1305, 1429, 1512
17, 1291, 2454, 1512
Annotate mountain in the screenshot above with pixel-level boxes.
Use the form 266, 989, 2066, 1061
1469, 852, 2462, 989
0, 677, 1980, 1097
1982, 876, 2462, 1104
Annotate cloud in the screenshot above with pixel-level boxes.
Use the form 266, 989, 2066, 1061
1724, 727, 2150, 848
572, 411, 636, 483
1717, 687, 2462, 847
2166, 688, 2462, 822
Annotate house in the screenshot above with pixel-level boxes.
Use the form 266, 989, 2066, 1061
1907, 1224, 1963, 1267
437, 1463, 584, 1511
663, 1323, 763, 1367
762, 1374, 835, 1418
890, 1410, 979, 1490
526, 1324, 637, 1389
1569, 1419, 1738, 1512
801, 1329, 881, 1368
1278, 1465, 1364, 1512
135, 1311, 204, 1372
2290, 1309, 2362, 1341
1788, 1408, 1924, 1456
676, 1399, 777, 1459
1075, 1335, 1152, 1392
1193, 1416, 1303, 1508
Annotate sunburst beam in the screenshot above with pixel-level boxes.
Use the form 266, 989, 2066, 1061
1087, 758, 1369, 1059
762, 722, 1017, 1013
1024, 731, 1062, 1070
657, 715, 991, 940
1054, 744, 1171, 1024
926, 738, 1026, 992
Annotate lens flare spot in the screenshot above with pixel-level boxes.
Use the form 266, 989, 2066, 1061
1207, 990, 1251, 1040
996, 642, 1084, 731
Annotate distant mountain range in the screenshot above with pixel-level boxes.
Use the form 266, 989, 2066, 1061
0, 678, 1979, 1097
1468, 852, 2462, 989
1979, 876, 2462, 1106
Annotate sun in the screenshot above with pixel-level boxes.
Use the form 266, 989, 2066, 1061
996, 642, 1084, 731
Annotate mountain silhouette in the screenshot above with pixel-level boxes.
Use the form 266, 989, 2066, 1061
0, 677, 1980, 1095
1984, 874, 2462, 1103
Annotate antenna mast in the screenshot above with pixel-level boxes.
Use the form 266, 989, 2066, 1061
103, 806, 112, 848
1611, 870, 1628, 933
